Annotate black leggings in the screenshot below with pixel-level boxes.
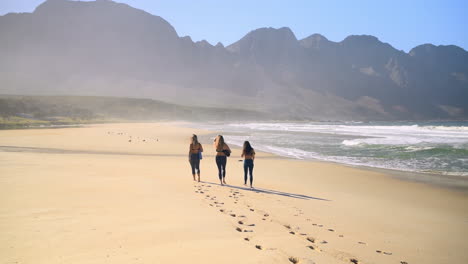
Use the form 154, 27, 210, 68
215, 156, 227, 180
190, 154, 200, 175
244, 159, 254, 185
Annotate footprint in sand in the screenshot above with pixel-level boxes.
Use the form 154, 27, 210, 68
289, 231, 296, 235
376, 249, 392, 255
244, 237, 250, 241
288, 257, 300, 264
306, 237, 315, 243
236, 227, 242, 232
307, 245, 320, 251
230, 214, 236, 217
350, 258, 359, 264
328, 229, 334, 232
284, 224, 292, 229
320, 240, 328, 244
238, 221, 244, 225
358, 241, 366, 245
255, 245, 262, 250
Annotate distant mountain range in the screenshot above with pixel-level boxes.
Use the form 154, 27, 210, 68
1, 0, 467, 120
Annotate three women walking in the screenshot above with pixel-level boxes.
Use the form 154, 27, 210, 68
188, 134, 255, 188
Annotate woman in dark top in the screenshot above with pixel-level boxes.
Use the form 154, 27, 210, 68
214, 135, 231, 186
188, 134, 203, 182
241, 141, 255, 188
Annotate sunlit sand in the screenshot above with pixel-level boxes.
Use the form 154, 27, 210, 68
1, 123, 467, 263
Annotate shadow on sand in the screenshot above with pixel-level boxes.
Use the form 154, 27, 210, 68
200, 181, 330, 201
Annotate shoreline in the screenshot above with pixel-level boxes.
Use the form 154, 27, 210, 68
192, 127, 468, 193
3, 121, 467, 192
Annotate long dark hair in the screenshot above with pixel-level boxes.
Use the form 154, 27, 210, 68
243, 141, 253, 155
191, 134, 199, 145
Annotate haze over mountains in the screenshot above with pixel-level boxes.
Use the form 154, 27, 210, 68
1, 0, 467, 120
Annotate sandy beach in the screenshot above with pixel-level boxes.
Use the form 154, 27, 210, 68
1, 123, 467, 264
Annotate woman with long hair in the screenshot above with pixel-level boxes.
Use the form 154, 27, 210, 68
188, 134, 203, 182
214, 135, 231, 185
241, 141, 255, 188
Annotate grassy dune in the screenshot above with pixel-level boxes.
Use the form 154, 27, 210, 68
0, 95, 268, 129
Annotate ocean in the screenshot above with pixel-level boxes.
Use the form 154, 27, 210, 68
193, 121, 468, 182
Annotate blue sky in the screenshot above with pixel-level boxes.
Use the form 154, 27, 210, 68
1, 0, 467, 52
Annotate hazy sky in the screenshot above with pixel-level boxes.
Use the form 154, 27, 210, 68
1, 0, 467, 52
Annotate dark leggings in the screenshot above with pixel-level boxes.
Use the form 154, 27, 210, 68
190, 154, 200, 175
215, 156, 227, 180
244, 159, 254, 185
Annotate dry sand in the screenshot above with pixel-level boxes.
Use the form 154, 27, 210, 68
0, 123, 467, 264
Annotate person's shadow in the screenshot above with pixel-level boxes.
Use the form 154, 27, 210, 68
200, 181, 330, 201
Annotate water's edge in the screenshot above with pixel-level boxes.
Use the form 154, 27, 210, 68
193, 123, 468, 192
